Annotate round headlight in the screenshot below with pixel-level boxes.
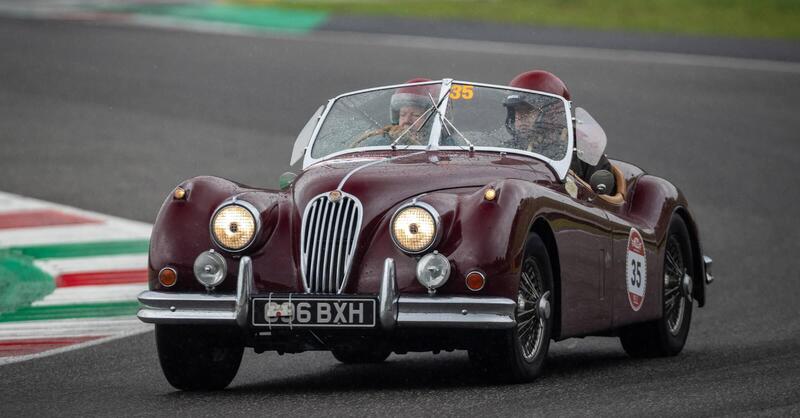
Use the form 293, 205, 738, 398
211, 203, 258, 251
391, 204, 438, 254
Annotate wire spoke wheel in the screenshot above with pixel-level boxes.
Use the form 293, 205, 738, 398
664, 235, 686, 335
619, 216, 694, 358
518, 257, 545, 361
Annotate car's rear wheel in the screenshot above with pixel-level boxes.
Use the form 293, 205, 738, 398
619, 215, 694, 357
469, 233, 554, 382
331, 345, 391, 364
155, 324, 244, 390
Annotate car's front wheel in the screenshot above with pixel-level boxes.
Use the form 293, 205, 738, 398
469, 233, 554, 382
619, 215, 694, 357
155, 324, 244, 390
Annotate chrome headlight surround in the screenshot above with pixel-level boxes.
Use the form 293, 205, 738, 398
390, 201, 441, 255
209, 199, 261, 253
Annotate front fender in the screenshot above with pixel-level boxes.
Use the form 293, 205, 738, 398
148, 176, 289, 293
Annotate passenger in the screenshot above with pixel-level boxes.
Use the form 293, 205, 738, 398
355, 78, 437, 146
505, 70, 612, 184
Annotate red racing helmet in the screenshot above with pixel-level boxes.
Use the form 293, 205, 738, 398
508, 70, 570, 100
504, 70, 570, 137
390, 78, 436, 124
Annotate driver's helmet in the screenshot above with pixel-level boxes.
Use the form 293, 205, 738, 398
390, 78, 435, 124
503, 70, 570, 136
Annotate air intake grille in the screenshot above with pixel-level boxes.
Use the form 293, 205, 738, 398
300, 192, 363, 293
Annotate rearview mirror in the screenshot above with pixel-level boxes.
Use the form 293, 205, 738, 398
589, 170, 615, 195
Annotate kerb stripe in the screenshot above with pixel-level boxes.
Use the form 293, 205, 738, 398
55, 269, 147, 287
0, 209, 101, 229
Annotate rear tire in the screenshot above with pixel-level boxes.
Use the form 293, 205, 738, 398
156, 325, 244, 391
469, 233, 554, 382
619, 216, 694, 357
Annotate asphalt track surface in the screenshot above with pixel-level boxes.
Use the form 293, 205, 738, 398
2, 16, 800, 416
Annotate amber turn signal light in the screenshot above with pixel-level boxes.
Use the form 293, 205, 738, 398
159, 267, 177, 287
465, 271, 486, 291
484, 188, 497, 201
173, 187, 186, 200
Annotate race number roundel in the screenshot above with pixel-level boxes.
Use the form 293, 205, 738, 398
625, 228, 647, 311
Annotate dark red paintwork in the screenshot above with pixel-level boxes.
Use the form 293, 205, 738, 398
148, 149, 706, 340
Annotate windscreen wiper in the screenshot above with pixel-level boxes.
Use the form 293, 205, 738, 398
390, 86, 451, 149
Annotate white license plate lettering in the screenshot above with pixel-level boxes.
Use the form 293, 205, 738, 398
253, 298, 375, 327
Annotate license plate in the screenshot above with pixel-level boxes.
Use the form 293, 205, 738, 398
251, 296, 376, 328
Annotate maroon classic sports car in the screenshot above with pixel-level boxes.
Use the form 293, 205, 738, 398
138, 78, 714, 390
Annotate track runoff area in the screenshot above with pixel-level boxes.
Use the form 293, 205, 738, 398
0, 191, 151, 365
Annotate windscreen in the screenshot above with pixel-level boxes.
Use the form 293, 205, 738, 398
439, 83, 570, 161
311, 82, 443, 159
309, 81, 571, 166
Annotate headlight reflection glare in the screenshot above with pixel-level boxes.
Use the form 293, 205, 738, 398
391, 206, 436, 253
212, 204, 257, 251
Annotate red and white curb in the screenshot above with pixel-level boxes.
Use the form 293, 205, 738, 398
0, 191, 153, 365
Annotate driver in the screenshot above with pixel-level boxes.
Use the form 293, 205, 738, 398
355, 78, 437, 146
504, 70, 612, 184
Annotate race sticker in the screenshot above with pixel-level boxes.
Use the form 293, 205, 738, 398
625, 228, 647, 311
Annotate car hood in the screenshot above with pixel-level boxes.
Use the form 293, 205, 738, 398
292, 150, 554, 217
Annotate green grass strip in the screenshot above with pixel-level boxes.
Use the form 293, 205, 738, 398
0, 252, 55, 314
104, 3, 328, 33
0, 301, 140, 322
9, 239, 149, 260
240, 0, 800, 40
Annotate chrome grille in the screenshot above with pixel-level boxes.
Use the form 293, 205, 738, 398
300, 192, 363, 294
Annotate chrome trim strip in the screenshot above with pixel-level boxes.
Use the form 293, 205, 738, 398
137, 291, 236, 324
396, 296, 517, 329
336, 150, 427, 191
427, 78, 452, 150
235, 256, 252, 327
379, 258, 398, 330
703, 255, 714, 284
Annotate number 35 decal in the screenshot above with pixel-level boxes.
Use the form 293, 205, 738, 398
449, 84, 474, 100
626, 228, 647, 311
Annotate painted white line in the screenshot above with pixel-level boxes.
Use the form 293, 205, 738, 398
0, 223, 150, 248
0, 317, 148, 339
32, 284, 146, 306
34, 254, 147, 277
0, 191, 151, 231
0, 325, 152, 366
116, 15, 800, 74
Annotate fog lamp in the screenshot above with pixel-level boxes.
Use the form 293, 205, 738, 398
416, 251, 450, 293
193, 249, 227, 289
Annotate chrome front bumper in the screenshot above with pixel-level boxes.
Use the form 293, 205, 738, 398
138, 257, 516, 330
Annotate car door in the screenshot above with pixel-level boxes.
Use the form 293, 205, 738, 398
551, 172, 613, 338
592, 193, 662, 328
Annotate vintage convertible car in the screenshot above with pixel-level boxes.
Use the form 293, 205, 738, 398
138, 77, 714, 390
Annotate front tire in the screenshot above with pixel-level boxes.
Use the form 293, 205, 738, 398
619, 215, 694, 357
156, 324, 244, 391
469, 233, 554, 382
